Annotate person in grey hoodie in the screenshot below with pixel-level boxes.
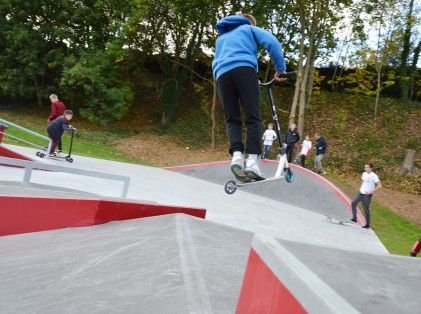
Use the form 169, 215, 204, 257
212, 13, 286, 182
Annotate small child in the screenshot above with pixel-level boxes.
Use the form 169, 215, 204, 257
46, 110, 76, 156
262, 123, 277, 159
297, 135, 312, 167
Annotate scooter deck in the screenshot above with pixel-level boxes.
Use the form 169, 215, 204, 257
236, 176, 283, 187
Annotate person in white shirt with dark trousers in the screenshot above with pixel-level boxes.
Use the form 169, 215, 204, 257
262, 123, 277, 159
297, 135, 312, 167
350, 163, 382, 229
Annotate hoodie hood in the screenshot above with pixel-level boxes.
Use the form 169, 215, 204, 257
216, 15, 251, 34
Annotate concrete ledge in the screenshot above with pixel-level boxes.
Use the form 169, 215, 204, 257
236, 235, 360, 314
0, 195, 206, 236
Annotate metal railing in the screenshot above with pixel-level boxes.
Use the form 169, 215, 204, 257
0, 156, 130, 198
0, 117, 52, 153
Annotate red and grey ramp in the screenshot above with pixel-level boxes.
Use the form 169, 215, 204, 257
236, 235, 421, 314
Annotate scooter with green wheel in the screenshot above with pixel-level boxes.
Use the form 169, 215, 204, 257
224, 72, 296, 195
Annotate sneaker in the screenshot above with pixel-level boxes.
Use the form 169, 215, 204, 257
362, 224, 370, 229
350, 218, 357, 223
230, 153, 250, 183
58, 149, 63, 153
48, 153, 57, 157
244, 158, 265, 181
320, 171, 327, 175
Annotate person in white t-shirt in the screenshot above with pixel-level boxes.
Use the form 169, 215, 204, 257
296, 135, 312, 167
262, 123, 277, 159
350, 163, 382, 229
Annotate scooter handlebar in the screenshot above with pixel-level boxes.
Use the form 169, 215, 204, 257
259, 71, 297, 87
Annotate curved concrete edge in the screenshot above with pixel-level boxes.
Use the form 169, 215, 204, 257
236, 235, 360, 314
165, 159, 367, 225
0, 195, 206, 236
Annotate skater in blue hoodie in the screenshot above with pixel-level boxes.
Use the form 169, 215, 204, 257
212, 14, 286, 182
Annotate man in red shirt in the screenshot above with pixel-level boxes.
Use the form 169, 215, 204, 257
48, 94, 66, 152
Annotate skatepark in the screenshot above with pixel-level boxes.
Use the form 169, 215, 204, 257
1, 130, 420, 313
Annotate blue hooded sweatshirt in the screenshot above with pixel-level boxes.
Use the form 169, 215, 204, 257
212, 15, 286, 80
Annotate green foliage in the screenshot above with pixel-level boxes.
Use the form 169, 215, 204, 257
60, 48, 134, 124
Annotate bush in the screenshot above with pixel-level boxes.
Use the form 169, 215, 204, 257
60, 47, 134, 125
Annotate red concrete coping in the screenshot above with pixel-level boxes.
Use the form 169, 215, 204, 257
236, 235, 359, 314
0, 195, 206, 236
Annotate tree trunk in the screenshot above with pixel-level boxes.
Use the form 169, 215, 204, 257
400, 149, 417, 175
374, 64, 382, 119
33, 76, 42, 109
306, 48, 318, 108
399, 0, 415, 102
211, 80, 217, 149
290, 34, 305, 125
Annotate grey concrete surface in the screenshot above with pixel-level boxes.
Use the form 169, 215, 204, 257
172, 161, 351, 220
0, 214, 253, 314
278, 239, 421, 314
0, 145, 388, 254
0, 180, 98, 197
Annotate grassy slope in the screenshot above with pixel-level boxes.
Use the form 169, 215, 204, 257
328, 173, 421, 256
0, 107, 150, 165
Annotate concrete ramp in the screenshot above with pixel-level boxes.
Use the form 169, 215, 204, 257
237, 235, 421, 314
0, 214, 253, 314
165, 160, 361, 223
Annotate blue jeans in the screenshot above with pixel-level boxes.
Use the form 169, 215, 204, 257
262, 145, 272, 159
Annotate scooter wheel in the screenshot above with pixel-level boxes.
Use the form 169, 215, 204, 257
39, 153, 45, 158
285, 168, 294, 183
66, 157, 73, 163
224, 180, 238, 195
36, 152, 40, 157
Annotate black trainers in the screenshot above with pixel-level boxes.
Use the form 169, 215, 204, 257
362, 224, 370, 229
350, 218, 357, 223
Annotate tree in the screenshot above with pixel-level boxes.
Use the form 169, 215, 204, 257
289, 0, 352, 136
398, 0, 417, 102
60, 46, 134, 124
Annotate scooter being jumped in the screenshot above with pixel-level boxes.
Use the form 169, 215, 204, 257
224, 71, 296, 195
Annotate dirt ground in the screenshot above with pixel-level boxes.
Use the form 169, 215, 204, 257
115, 133, 229, 167
115, 134, 421, 226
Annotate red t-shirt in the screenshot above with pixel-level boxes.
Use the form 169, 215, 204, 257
48, 100, 66, 121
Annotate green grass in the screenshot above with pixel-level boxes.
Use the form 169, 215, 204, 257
327, 173, 421, 256
1, 114, 152, 165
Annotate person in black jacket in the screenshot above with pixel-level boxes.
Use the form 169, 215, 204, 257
285, 123, 300, 163
47, 110, 75, 155
314, 132, 327, 174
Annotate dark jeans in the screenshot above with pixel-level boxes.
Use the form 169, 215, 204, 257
58, 139, 62, 151
300, 154, 306, 167
351, 193, 372, 225
49, 139, 60, 154
286, 144, 294, 163
262, 145, 272, 159
217, 66, 261, 155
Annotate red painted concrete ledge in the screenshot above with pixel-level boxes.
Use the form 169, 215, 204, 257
0, 195, 206, 236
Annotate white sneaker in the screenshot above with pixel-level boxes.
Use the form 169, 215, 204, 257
244, 158, 265, 181
230, 152, 250, 182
